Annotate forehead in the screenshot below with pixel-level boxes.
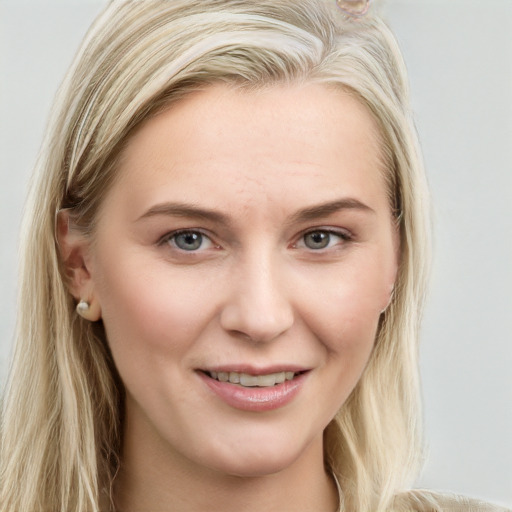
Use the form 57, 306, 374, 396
110, 83, 388, 219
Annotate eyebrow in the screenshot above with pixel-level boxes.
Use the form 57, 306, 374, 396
288, 198, 375, 224
137, 202, 231, 224
137, 198, 374, 225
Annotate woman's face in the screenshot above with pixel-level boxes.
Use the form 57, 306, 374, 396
83, 84, 398, 477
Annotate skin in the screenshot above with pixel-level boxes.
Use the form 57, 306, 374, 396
61, 83, 398, 512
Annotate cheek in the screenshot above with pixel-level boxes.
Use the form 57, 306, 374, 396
93, 255, 218, 361
296, 255, 391, 354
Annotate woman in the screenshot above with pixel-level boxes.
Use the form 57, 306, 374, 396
0, 1, 508, 511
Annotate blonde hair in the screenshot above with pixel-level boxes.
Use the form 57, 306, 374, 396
1, 1, 431, 511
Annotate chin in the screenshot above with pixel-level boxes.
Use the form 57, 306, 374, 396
201, 434, 315, 478
210, 455, 298, 479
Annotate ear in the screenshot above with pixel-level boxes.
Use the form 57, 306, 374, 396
380, 284, 395, 314
381, 219, 400, 314
56, 209, 102, 321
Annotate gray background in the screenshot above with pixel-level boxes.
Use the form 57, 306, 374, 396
1, 0, 511, 506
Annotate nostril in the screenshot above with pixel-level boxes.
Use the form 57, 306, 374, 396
220, 305, 294, 344
219, 262, 294, 343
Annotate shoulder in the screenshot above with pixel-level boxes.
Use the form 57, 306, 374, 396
391, 489, 512, 512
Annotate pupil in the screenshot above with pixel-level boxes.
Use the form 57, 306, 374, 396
176, 232, 202, 250
305, 231, 329, 249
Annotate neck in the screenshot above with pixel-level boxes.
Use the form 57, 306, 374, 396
114, 407, 338, 512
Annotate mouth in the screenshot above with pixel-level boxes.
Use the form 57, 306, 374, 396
198, 367, 309, 411
201, 370, 307, 388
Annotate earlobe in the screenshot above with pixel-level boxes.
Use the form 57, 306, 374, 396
76, 299, 102, 322
56, 210, 101, 320
381, 221, 400, 314
380, 285, 395, 314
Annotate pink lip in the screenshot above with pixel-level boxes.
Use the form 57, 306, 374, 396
204, 364, 307, 375
198, 370, 309, 412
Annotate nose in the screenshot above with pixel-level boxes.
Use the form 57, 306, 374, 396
220, 252, 294, 344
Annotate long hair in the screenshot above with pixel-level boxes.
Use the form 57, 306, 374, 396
0, 1, 431, 511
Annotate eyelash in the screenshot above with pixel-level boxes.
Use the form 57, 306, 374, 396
158, 227, 352, 253
293, 228, 353, 251
158, 229, 216, 252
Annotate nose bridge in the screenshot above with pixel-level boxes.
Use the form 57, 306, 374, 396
220, 245, 294, 343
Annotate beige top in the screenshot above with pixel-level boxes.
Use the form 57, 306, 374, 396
332, 476, 511, 512
388, 489, 511, 512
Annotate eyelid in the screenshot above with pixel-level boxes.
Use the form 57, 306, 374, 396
157, 228, 218, 251
292, 227, 353, 250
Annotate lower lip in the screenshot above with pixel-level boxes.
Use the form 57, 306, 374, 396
199, 372, 308, 412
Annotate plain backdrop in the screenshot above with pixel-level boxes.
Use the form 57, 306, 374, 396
1, 0, 511, 507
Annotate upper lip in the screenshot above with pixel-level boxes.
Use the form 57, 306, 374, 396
198, 365, 310, 376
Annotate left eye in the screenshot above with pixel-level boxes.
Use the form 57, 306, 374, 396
165, 230, 214, 251
298, 230, 349, 250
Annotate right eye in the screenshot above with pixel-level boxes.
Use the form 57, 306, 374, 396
161, 230, 215, 252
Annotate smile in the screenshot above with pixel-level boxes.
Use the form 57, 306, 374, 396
199, 368, 309, 412
207, 370, 299, 387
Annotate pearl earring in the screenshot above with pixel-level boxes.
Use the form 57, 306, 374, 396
76, 300, 90, 317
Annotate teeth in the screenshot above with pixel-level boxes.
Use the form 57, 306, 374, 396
229, 371, 240, 383
274, 372, 285, 384
240, 374, 260, 387
208, 370, 298, 387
